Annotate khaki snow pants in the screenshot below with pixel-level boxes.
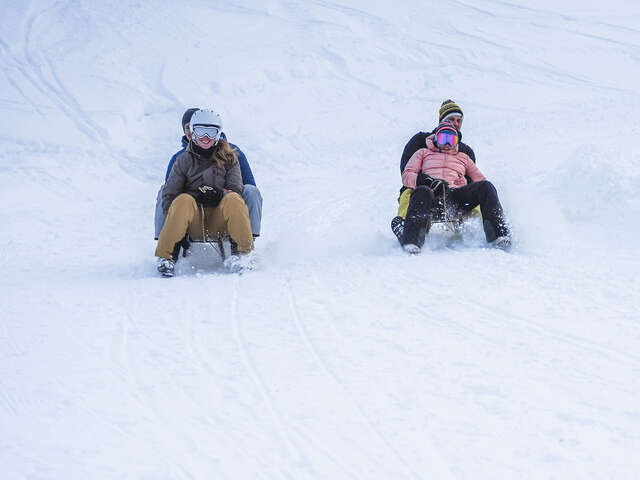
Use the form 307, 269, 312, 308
155, 192, 253, 259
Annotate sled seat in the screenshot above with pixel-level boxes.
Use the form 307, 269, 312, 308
184, 234, 233, 260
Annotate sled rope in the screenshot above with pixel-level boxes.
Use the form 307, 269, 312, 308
200, 203, 207, 242
442, 186, 451, 232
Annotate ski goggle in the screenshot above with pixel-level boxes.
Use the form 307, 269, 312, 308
192, 125, 221, 140
435, 129, 459, 148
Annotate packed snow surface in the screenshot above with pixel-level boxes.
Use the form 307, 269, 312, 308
1, 1, 639, 478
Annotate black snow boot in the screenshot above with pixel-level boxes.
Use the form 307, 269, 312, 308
391, 216, 404, 243
157, 258, 175, 277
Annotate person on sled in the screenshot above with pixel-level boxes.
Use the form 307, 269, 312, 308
155, 108, 254, 276
399, 121, 511, 253
154, 108, 263, 245
391, 99, 477, 241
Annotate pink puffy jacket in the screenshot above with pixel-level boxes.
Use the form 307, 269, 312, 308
402, 137, 486, 189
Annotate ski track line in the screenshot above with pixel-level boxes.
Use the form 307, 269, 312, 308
120, 309, 201, 480
22, 4, 132, 157
188, 297, 270, 438
230, 275, 310, 471
124, 296, 256, 478
0, 38, 45, 116
599, 20, 640, 35
287, 423, 362, 480
283, 273, 450, 480
156, 60, 182, 112
14, 5, 153, 183
306, 0, 386, 26
470, 298, 640, 369
405, 269, 640, 370
0, 319, 20, 417
22, 8, 102, 142
0, 382, 19, 417
187, 304, 220, 379
0, 33, 48, 116
43, 52, 111, 139
184, 298, 227, 383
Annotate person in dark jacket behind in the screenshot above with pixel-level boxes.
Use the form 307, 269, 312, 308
391, 99, 477, 242
154, 108, 263, 240
155, 109, 254, 277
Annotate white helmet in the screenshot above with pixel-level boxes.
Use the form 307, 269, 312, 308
189, 108, 223, 144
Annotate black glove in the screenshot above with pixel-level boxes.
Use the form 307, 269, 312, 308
428, 177, 448, 193
417, 173, 448, 193
195, 185, 224, 207
416, 172, 430, 187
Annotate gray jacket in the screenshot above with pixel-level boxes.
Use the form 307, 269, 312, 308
162, 143, 243, 214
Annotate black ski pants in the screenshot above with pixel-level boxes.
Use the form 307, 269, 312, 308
402, 180, 510, 246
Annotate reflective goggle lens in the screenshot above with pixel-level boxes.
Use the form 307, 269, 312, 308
435, 130, 458, 147
192, 125, 220, 139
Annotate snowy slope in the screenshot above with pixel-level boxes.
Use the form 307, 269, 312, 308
1, 0, 639, 478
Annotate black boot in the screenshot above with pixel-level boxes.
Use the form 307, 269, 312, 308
391, 216, 404, 244
171, 235, 192, 262
157, 257, 175, 277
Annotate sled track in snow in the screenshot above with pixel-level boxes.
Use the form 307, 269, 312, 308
0, 38, 46, 116
10, 5, 142, 177
21, 7, 107, 143
474, 300, 640, 367
283, 273, 448, 480
119, 309, 202, 478
399, 271, 640, 370
230, 275, 308, 466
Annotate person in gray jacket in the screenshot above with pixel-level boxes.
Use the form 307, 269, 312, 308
154, 108, 262, 240
156, 109, 253, 276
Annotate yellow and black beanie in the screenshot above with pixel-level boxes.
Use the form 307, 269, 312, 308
439, 99, 464, 123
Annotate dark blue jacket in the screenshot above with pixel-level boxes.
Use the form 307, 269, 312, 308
165, 134, 256, 186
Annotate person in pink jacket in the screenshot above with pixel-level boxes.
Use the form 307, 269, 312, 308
400, 122, 511, 253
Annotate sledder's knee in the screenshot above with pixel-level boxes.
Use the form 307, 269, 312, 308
221, 191, 243, 205
171, 193, 197, 207
477, 180, 497, 193
167, 193, 197, 215
220, 192, 248, 215
475, 180, 498, 201
242, 184, 262, 204
412, 185, 436, 201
